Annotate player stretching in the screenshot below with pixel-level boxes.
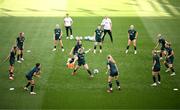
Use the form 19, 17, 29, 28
52, 24, 64, 52
154, 34, 168, 60
164, 43, 176, 76
106, 55, 121, 93
16, 32, 25, 63
125, 25, 138, 54
24, 63, 41, 95
5, 46, 17, 80
101, 16, 113, 43
72, 47, 94, 78
64, 13, 73, 39
151, 50, 161, 86
93, 25, 104, 54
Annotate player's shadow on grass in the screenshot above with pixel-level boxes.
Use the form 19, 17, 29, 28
0, 8, 13, 12
51, 9, 67, 12
102, 8, 120, 12
25, 8, 41, 12
78, 8, 95, 15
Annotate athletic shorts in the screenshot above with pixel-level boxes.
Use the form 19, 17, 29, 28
109, 72, 119, 77
26, 75, 33, 80
9, 59, 15, 66
166, 57, 174, 64
78, 61, 86, 66
17, 45, 23, 50
55, 36, 61, 40
95, 38, 102, 42
153, 66, 160, 72
129, 38, 136, 41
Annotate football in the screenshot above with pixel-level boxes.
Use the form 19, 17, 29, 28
93, 69, 99, 74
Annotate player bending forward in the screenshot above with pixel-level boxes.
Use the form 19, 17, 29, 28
93, 25, 104, 54
125, 25, 138, 54
24, 63, 41, 95
164, 43, 176, 76
52, 24, 64, 52
151, 50, 161, 87
106, 55, 121, 93
72, 47, 94, 78
5, 46, 17, 80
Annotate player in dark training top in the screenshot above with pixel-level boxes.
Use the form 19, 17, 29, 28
154, 34, 168, 60
93, 25, 104, 54
164, 43, 176, 76
24, 63, 41, 95
16, 32, 25, 63
72, 47, 94, 78
5, 46, 17, 80
70, 39, 82, 56
52, 24, 64, 52
125, 25, 138, 54
67, 39, 82, 69
106, 55, 121, 93
151, 50, 161, 86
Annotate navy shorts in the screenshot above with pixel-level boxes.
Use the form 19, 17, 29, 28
153, 66, 160, 72
129, 38, 136, 41
55, 36, 61, 40
17, 45, 23, 50
95, 38, 102, 42
166, 57, 174, 64
110, 72, 119, 77
9, 59, 15, 66
26, 75, 33, 80
78, 61, 86, 66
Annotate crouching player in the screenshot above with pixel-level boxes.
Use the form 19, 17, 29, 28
106, 55, 121, 93
164, 43, 176, 76
151, 50, 161, 87
16, 32, 25, 63
72, 47, 94, 78
6, 46, 17, 80
24, 63, 41, 95
125, 25, 138, 54
93, 25, 104, 54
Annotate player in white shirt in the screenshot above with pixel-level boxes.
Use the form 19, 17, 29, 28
64, 13, 73, 39
101, 16, 113, 43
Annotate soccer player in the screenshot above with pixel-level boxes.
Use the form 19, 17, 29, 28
67, 39, 82, 69
69, 39, 82, 57
101, 16, 113, 43
151, 50, 161, 86
125, 25, 138, 54
6, 46, 17, 80
106, 55, 121, 93
64, 13, 73, 39
72, 47, 94, 78
52, 24, 64, 52
154, 34, 168, 60
93, 25, 104, 54
16, 32, 25, 63
164, 43, 176, 76
24, 63, 41, 95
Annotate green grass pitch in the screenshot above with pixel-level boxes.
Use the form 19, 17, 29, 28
0, 0, 180, 109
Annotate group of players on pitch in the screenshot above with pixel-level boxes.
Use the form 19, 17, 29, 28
4, 13, 175, 94
151, 34, 176, 86
5, 32, 41, 95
